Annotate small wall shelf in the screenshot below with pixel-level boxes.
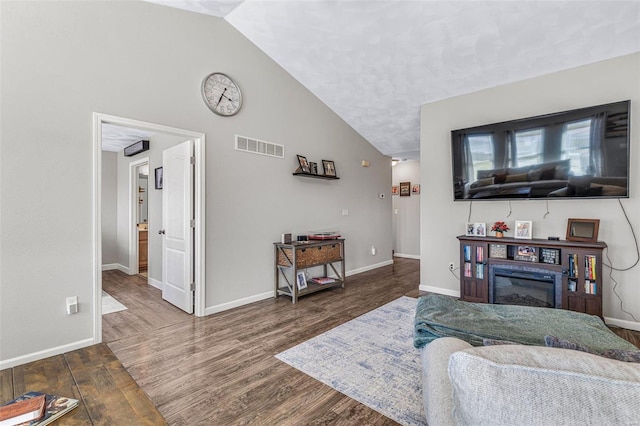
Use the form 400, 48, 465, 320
293, 171, 340, 180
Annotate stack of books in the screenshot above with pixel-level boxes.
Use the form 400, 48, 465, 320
0, 392, 78, 426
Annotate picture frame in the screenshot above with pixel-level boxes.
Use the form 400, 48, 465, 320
399, 181, 411, 196
391, 185, 399, 195
154, 167, 163, 190
322, 159, 336, 177
566, 218, 600, 243
309, 161, 318, 175
296, 271, 307, 290
466, 222, 486, 237
515, 220, 533, 239
297, 155, 311, 173
411, 184, 421, 194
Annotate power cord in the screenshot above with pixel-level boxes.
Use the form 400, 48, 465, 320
606, 248, 639, 322
467, 201, 473, 223
448, 266, 459, 281
506, 200, 512, 218
543, 199, 550, 219
603, 199, 639, 271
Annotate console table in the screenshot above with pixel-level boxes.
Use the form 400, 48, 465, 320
274, 239, 345, 303
458, 235, 606, 317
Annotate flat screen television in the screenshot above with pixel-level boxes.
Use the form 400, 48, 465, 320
451, 100, 630, 201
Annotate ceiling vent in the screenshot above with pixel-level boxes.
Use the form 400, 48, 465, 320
235, 135, 284, 159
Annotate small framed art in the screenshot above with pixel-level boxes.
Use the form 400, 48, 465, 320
297, 155, 311, 173
309, 162, 318, 174
296, 271, 307, 290
566, 218, 600, 243
412, 184, 421, 194
392, 186, 399, 195
515, 220, 533, 239
466, 222, 486, 237
322, 160, 336, 177
399, 181, 411, 196
154, 167, 163, 190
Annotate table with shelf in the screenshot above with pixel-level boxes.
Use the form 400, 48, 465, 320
274, 239, 345, 303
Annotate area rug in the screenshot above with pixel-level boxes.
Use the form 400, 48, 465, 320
102, 290, 127, 314
275, 296, 425, 426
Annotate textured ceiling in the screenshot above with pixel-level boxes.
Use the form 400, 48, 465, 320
142, 1, 640, 159
102, 124, 156, 152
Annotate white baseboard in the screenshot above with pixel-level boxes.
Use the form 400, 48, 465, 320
102, 263, 118, 271
604, 317, 640, 332
346, 259, 394, 276
419, 285, 460, 298
102, 263, 130, 274
393, 253, 421, 260
0, 337, 95, 370
148, 277, 162, 290
204, 291, 274, 316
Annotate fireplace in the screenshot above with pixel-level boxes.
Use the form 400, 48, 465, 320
489, 264, 563, 309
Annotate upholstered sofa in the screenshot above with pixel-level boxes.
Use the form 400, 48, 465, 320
421, 337, 640, 426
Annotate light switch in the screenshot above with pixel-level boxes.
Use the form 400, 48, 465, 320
342, 209, 349, 216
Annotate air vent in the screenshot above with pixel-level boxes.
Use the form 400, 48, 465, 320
235, 135, 284, 159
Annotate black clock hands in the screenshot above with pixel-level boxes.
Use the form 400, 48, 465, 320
216, 87, 228, 106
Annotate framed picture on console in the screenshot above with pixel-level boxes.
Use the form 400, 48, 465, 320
566, 218, 600, 243
296, 271, 307, 290
515, 220, 532, 239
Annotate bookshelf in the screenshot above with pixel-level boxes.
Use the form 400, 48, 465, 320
458, 236, 606, 317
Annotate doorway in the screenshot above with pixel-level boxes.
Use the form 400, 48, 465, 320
93, 113, 206, 344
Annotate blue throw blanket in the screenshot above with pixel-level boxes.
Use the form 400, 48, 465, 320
414, 294, 638, 352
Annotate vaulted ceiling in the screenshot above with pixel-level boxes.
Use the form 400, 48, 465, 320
140, 1, 640, 159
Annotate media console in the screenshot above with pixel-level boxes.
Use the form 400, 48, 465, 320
458, 235, 606, 317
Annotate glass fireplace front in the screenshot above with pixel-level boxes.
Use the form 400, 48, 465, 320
490, 267, 560, 308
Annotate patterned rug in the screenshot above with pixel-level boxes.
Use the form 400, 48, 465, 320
102, 290, 127, 315
275, 296, 425, 426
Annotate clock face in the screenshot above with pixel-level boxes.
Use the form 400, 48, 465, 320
201, 72, 242, 116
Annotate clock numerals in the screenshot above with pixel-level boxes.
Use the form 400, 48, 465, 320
201, 72, 242, 117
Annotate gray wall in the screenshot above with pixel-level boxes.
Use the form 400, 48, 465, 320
101, 152, 118, 265
0, 1, 392, 366
392, 161, 421, 258
420, 53, 640, 328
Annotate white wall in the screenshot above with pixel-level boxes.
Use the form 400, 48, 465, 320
0, 1, 392, 366
392, 161, 421, 258
101, 152, 118, 265
420, 53, 640, 328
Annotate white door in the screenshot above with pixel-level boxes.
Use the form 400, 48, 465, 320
161, 140, 194, 313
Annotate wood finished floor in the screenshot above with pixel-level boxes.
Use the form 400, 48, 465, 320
3, 258, 639, 425
106, 258, 422, 425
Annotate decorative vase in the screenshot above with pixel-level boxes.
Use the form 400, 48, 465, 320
495, 231, 503, 238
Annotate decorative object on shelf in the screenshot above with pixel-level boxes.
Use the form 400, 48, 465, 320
154, 167, 163, 189
466, 222, 486, 237
296, 271, 307, 290
322, 159, 336, 177
566, 218, 600, 243
514, 245, 538, 262
124, 140, 149, 157
491, 221, 510, 238
391, 185, 399, 195
515, 220, 532, 239
489, 244, 507, 259
296, 154, 311, 173
399, 181, 410, 196
308, 231, 340, 240
412, 184, 421, 194
201, 72, 242, 116
309, 161, 318, 174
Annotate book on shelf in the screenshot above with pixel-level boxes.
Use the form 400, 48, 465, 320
0, 394, 45, 426
310, 277, 336, 285
0, 392, 78, 426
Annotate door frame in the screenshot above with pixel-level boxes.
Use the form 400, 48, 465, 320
129, 157, 149, 276
92, 112, 206, 343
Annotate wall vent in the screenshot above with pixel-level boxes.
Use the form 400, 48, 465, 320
235, 135, 284, 159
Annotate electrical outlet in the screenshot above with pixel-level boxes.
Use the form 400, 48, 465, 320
371, 246, 377, 255
448, 262, 455, 271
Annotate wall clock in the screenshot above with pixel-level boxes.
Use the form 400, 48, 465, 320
201, 72, 242, 116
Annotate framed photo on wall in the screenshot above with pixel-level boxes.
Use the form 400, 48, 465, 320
515, 220, 533, 239
154, 167, 163, 190
322, 160, 336, 177
297, 155, 311, 173
399, 181, 411, 196
391, 185, 399, 195
412, 184, 421, 194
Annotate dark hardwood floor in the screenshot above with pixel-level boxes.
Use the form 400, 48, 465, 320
2, 258, 639, 425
